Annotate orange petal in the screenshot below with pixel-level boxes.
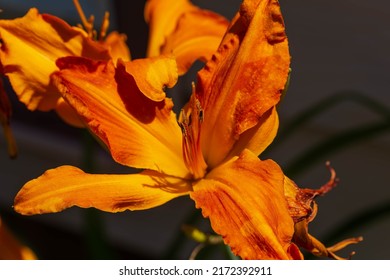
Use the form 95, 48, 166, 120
284, 163, 339, 223
103, 31, 131, 63
196, 0, 290, 167
0, 217, 36, 259
55, 98, 84, 128
227, 106, 279, 159
161, 9, 229, 75
190, 149, 296, 259
144, 0, 195, 57
52, 56, 187, 177
122, 55, 178, 101
0, 8, 110, 111
14, 165, 191, 215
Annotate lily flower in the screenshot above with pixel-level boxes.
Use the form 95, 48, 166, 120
0, 1, 130, 127
145, 0, 229, 74
13, 0, 361, 259
283, 164, 362, 259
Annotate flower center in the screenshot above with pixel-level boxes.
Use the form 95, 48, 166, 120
178, 84, 207, 179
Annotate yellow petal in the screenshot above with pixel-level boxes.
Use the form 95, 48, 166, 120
14, 165, 191, 215
0, 8, 110, 111
52, 56, 187, 176
122, 55, 178, 101
197, 0, 290, 167
190, 149, 296, 259
144, 0, 195, 57
103, 31, 131, 63
161, 9, 229, 75
0, 217, 36, 259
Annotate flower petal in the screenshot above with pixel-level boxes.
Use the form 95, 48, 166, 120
226, 106, 279, 159
160, 9, 229, 75
55, 98, 84, 128
122, 55, 178, 101
190, 149, 296, 259
103, 31, 131, 63
144, 0, 195, 58
14, 165, 191, 215
52, 56, 187, 176
283, 165, 363, 259
0, 8, 110, 111
196, 0, 290, 167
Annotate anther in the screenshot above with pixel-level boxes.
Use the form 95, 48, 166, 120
73, 0, 94, 37
99, 11, 110, 41
195, 99, 203, 123
73, 0, 110, 40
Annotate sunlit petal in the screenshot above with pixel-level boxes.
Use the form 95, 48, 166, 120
144, 0, 194, 58
14, 165, 191, 215
226, 106, 279, 159
55, 98, 84, 128
103, 31, 131, 63
197, 0, 290, 167
122, 55, 178, 101
52, 56, 187, 176
161, 9, 229, 75
0, 8, 110, 111
190, 149, 295, 259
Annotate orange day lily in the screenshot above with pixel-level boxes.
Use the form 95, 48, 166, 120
0, 1, 130, 127
12, 0, 361, 259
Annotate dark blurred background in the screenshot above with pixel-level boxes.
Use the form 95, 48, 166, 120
0, 0, 389, 259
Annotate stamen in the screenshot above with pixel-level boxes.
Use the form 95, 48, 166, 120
99, 11, 110, 41
192, 82, 204, 123
178, 95, 207, 179
73, 0, 110, 40
178, 109, 190, 137
196, 99, 203, 123
73, 0, 94, 37
327, 236, 363, 260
